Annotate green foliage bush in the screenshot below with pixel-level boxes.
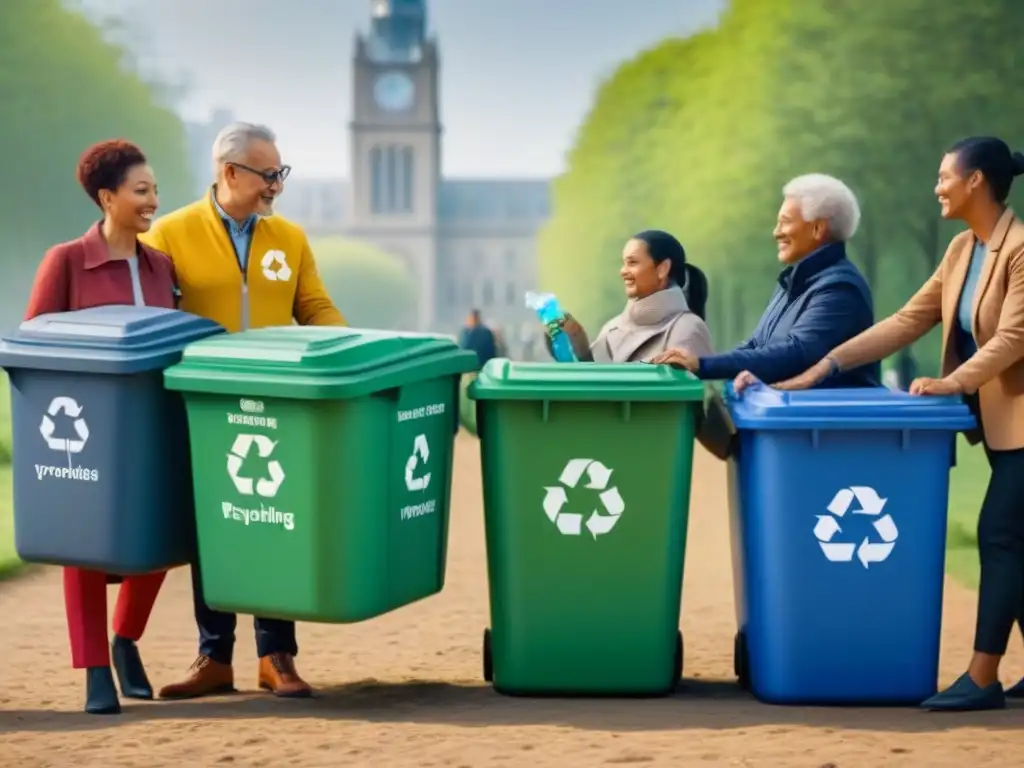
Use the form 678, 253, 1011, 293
458, 374, 477, 436
310, 237, 419, 330
0, 372, 10, 464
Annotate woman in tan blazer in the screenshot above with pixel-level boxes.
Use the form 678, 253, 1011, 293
771, 136, 1024, 711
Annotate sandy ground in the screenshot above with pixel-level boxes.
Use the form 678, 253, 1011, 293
0, 434, 1021, 767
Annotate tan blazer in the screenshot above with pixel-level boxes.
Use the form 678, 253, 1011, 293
830, 207, 1024, 450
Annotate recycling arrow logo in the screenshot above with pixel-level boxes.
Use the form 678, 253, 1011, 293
261, 249, 292, 282
405, 434, 431, 492
814, 486, 898, 568
39, 396, 90, 454
226, 433, 285, 498
543, 458, 625, 539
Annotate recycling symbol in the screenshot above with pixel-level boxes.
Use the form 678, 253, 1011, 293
39, 396, 89, 454
814, 486, 898, 568
405, 434, 431, 492
543, 458, 625, 539
227, 433, 285, 498
261, 249, 292, 281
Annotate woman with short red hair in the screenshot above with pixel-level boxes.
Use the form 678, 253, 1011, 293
25, 139, 178, 714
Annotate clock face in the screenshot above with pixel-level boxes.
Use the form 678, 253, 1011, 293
373, 72, 415, 112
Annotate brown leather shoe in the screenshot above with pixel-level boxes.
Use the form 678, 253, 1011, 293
258, 653, 313, 698
158, 655, 235, 699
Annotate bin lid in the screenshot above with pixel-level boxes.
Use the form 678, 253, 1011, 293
468, 359, 706, 402
726, 382, 977, 431
163, 326, 480, 399
0, 306, 224, 375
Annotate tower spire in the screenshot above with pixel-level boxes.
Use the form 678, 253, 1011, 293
368, 0, 426, 62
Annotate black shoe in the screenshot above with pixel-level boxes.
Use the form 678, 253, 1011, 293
111, 635, 153, 700
921, 672, 1006, 712
85, 666, 121, 714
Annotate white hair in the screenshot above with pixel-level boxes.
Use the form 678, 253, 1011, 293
782, 173, 861, 241
211, 121, 276, 177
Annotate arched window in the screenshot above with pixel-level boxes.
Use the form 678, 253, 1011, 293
399, 146, 414, 213
385, 146, 399, 212
370, 146, 384, 214
373, 145, 415, 214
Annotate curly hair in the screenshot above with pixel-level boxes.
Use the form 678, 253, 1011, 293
75, 139, 147, 207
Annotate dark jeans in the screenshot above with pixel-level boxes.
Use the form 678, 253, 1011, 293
973, 443, 1024, 655
190, 559, 298, 665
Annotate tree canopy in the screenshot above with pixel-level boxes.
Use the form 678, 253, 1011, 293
538, 0, 1024, 372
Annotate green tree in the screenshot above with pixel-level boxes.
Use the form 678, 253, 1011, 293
769, 0, 1024, 369
0, 0, 194, 327
539, 34, 731, 335
537, 0, 1024, 367
310, 237, 419, 330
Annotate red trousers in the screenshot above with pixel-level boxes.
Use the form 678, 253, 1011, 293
63, 567, 167, 669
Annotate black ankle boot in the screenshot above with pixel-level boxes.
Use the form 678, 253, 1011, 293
111, 635, 153, 700
85, 666, 120, 714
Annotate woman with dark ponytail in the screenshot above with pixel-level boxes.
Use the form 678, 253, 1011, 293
557, 229, 713, 363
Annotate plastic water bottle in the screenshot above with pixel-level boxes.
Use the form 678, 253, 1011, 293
525, 291, 577, 363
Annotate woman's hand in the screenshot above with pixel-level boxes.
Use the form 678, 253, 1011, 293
560, 313, 585, 339
650, 347, 699, 372
909, 376, 963, 396
773, 359, 833, 391
548, 312, 592, 361
733, 371, 761, 394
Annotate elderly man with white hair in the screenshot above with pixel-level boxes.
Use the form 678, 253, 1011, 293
141, 122, 346, 701
651, 173, 880, 391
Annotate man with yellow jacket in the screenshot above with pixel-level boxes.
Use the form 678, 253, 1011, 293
141, 122, 345, 699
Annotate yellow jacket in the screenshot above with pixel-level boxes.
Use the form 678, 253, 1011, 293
140, 193, 345, 332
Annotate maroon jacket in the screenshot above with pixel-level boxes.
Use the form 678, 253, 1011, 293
25, 221, 177, 319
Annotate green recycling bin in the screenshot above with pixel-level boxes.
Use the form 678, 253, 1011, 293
469, 359, 705, 695
163, 326, 478, 623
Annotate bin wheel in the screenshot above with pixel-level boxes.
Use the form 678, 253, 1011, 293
482, 628, 493, 683
734, 630, 750, 691
673, 631, 684, 684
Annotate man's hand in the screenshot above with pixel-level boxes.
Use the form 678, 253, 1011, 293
909, 376, 963, 396
773, 359, 833, 391
733, 371, 760, 394
650, 347, 699, 372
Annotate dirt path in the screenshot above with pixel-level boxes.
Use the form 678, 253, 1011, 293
0, 435, 1020, 767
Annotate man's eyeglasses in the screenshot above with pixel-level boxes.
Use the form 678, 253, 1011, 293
228, 162, 292, 185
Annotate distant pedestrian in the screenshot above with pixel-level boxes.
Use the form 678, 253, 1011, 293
459, 309, 497, 367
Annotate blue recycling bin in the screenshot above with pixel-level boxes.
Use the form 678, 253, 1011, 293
0, 306, 223, 573
726, 384, 976, 705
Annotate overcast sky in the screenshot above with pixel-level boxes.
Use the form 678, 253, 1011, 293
77, 0, 724, 178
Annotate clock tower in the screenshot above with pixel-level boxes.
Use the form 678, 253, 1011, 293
348, 0, 441, 330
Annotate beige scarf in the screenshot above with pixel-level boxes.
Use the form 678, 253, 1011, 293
596, 287, 691, 363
